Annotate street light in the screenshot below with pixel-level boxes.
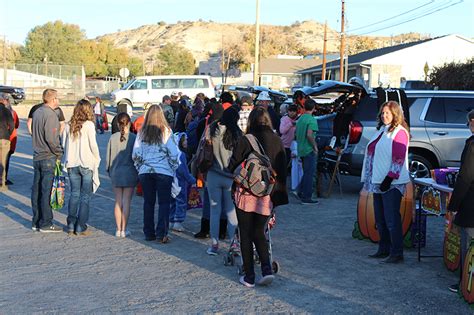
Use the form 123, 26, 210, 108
253, 0, 260, 85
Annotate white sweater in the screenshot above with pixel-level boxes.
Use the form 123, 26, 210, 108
361, 125, 410, 185
62, 121, 101, 170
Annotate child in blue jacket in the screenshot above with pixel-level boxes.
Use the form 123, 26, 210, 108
170, 133, 196, 231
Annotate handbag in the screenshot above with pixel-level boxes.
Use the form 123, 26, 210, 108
50, 161, 66, 210
102, 112, 109, 131
187, 185, 203, 210
195, 123, 214, 173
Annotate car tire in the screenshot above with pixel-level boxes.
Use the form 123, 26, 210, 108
409, 154, 432, 178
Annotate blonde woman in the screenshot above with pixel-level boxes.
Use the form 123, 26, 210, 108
62, 99, 101, 236
361, 101, 410, 263
106, 113, 138, 237
132, 105, 180, 243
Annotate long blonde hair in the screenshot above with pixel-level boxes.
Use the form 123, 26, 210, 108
376, 101, 408, 132
69, 99, 94, 139
139, 104, 170, 144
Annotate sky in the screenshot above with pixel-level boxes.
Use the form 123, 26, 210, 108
2, 0, 473, 45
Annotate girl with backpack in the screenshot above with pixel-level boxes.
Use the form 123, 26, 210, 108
228, 107, 288, 288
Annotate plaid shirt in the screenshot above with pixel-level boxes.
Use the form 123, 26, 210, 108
238, 109, 251, 132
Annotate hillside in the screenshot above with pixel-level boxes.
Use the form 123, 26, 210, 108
98, 20, 427, 64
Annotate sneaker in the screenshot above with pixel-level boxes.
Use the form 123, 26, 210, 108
31, 226, 39, 232
121, 230, 131, 237
5, 179, 13, 185
448, 284, 459, 293
257, 274, 275, 286
115, 230, 122, 237
291, 191, 301, 199
157, 236, 170, 244
206, 244, 219, 256
301, 199, 319, 205
171, 222, 185, 232
239, 276, 255, 288
39, 225, 62, 233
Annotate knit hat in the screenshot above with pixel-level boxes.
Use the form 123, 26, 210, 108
256, 91, 271, 101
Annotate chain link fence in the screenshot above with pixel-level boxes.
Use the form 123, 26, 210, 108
2, 64, 124, 102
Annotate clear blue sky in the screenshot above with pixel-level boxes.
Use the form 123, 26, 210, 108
3, 0, 473, 44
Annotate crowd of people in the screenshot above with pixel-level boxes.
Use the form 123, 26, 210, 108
0, 86, 472, 292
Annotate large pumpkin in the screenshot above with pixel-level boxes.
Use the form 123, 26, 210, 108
357, 182, 414, 242
460, 242, 474, 304
443, 211, 461, 271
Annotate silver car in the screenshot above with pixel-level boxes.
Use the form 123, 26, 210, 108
306, 83, 474, 178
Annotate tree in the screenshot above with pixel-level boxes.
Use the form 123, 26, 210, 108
347, 36, 377, 55
21, 20, 86, 65
428, 58, 474, 90
153, 44, 195, 75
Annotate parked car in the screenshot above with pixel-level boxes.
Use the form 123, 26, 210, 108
299, 81, 474, 178
111, 75, 215, 108
400, 80, 434, 90
0, 85, 25, 104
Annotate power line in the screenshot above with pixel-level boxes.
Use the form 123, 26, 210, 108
348, 0, 435, 32
353, 0, 463, 36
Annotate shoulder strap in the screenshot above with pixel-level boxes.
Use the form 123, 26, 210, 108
245, 134, 266, 156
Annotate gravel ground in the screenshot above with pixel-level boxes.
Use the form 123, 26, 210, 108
0, 118, 470, 314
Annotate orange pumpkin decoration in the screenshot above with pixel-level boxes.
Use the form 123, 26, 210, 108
460, 242, 474, 304
443, 211, 461, 271
357, 182, 414, 243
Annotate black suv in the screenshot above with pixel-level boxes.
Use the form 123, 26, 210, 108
0, 85, 26, 104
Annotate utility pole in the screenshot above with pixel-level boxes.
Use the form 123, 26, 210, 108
3, 35, 7, 84
221, 33, 225, 84
253, 0, 261, 85
322, 21, 327, 80
339, 0, 345, 82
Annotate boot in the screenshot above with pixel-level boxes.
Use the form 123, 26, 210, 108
194, 218, 210, 239
219, 219, 227, 240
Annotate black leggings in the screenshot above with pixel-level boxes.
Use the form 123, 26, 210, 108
236, 208, 271, 282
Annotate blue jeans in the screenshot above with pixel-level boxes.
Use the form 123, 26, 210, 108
207, 170, 237, 241
67, 166, 93, 233
139, 173, 173, 239
373, 189, 404, 257
170, 183, 188, 223
31, 158, 56, 229
299, 151, 316, 200
95, 114, 103, 133
201, 186, 226, 221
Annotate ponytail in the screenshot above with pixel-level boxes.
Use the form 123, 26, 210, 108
116, 112, 131, 142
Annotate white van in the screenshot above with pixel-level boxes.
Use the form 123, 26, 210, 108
111, 75, 215, 107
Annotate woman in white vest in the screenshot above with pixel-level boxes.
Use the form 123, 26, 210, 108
361, 101, 410, 264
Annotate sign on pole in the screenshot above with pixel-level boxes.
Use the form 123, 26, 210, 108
119, 67, 130, 79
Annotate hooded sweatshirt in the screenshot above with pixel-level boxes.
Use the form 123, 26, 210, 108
210, 124, 233, 178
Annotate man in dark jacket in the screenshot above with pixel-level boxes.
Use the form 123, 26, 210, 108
447, 109, 474, 293
0, 92, 14, 190
31, 89, 64, 233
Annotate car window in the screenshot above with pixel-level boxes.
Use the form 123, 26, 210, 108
445, 98, 474, 124
151, 79, 163, 89
425, 98, 445, 123
353, 96, 378, 121
195, 79, 209, 88
180, 79, 196, 89
425, 97, 474, 124
129, 79, 148, 90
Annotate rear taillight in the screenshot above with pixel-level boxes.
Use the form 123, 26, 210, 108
348, 120, 363, 144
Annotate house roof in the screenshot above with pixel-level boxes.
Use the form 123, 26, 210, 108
260, 58, 322, 75
298, 37, 437, 74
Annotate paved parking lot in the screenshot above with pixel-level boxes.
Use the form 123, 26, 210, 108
0, 118, 470, 313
